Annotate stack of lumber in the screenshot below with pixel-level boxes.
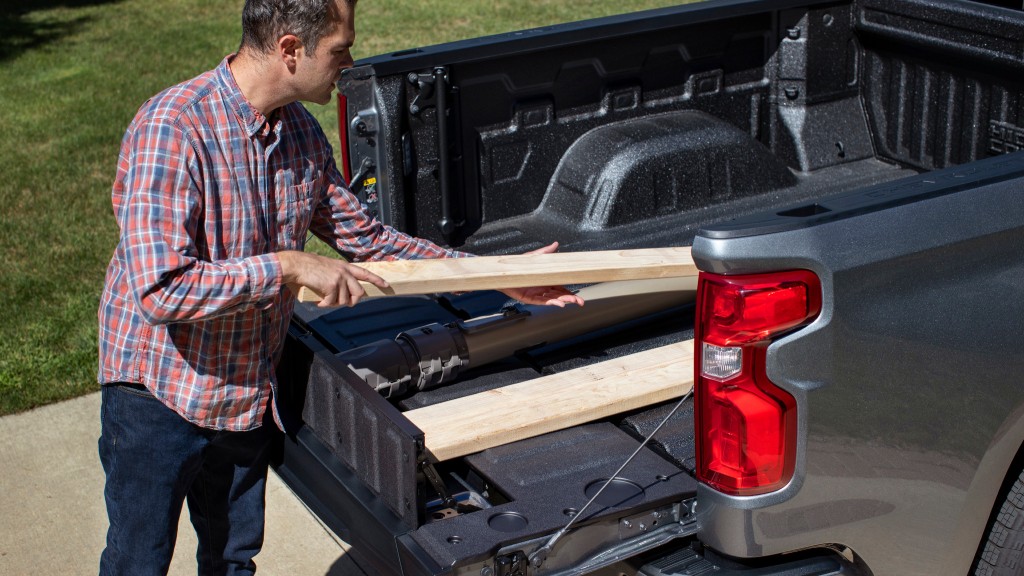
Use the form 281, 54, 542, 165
298, 247, 698, 461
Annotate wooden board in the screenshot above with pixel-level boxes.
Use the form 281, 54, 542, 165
297, 247, 695, 302
405, 340, 695, 462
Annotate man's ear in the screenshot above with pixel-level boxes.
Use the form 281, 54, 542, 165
277, 34, 303, 71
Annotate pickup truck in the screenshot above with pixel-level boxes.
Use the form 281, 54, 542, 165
271, 0, 1024, 574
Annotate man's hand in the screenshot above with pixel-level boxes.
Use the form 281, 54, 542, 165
278, 250, 389, 308
499, 242, 585, 308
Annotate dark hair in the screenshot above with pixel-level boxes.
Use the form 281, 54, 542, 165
240, 0, 348, 55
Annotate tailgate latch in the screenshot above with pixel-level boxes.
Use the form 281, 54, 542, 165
493, 550, 529, 576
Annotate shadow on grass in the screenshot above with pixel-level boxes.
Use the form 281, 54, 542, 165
0, 0, 122, 62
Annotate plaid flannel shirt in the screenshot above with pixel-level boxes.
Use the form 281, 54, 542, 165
98, 56, 462, 431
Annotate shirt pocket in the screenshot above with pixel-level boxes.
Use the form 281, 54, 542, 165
277, 180, 318, 250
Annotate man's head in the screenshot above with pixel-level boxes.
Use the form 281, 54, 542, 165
240, 0, 352, 56
238, 0, 356, 106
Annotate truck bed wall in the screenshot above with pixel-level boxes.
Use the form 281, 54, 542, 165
349, 0, 1024, 256
858, 0, 1024, 170
445, 11, 776, 237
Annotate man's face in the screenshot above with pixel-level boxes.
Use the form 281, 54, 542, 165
295, 0, 355, 105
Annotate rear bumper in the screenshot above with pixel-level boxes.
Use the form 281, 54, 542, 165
640, 543, 869, 576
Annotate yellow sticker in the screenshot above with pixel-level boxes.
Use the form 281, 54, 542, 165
363, 177, 377, 187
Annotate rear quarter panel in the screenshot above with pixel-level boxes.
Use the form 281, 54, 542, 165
691, 159, 1024, 575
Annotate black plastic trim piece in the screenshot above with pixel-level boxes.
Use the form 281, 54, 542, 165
395, 534, 447, 576
641, 544, 869, 576
274, 426, 410, 574
301, 344, 425, 530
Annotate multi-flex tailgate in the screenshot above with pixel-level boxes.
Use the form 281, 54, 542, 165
275, 288, 700, 574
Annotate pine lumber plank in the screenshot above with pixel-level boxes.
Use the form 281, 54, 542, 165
297, 247, 695, 302
405, 339, 695, 462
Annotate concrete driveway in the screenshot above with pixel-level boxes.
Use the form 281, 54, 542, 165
0, 392, 366, 575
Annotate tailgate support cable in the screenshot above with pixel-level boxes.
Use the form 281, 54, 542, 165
527, 389, 694, 570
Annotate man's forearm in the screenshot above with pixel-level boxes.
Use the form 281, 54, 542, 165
277, 250, 390, 308
128, 252, 281, 325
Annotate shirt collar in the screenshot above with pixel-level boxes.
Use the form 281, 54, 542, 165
216, 54, 274, 138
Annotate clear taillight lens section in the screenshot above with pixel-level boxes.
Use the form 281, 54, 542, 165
695, 270, 822, 496
701, 343, 742, 381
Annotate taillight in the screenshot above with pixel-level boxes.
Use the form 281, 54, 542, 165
695, 270, 822, 496
337, 93, 352, 183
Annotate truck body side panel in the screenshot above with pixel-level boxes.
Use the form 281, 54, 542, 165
692, 159, 1024, 575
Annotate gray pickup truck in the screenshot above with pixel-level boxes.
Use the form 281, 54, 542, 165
272, 0, 1024, 574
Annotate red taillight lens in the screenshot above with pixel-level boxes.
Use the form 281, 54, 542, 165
337, 93, 352, 183
695, 270, 822, 496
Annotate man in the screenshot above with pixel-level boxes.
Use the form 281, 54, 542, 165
96, 0, 582, 573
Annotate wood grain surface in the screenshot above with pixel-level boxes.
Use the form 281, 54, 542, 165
405, 339, 695, 462
297, 247, 696, 302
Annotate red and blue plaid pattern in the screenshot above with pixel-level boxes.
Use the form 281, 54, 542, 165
98, 56, 461, 431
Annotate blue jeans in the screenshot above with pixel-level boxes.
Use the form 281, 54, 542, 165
98, 383, 278, 576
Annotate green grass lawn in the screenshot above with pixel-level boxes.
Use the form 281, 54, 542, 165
0, 0, 684, 415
